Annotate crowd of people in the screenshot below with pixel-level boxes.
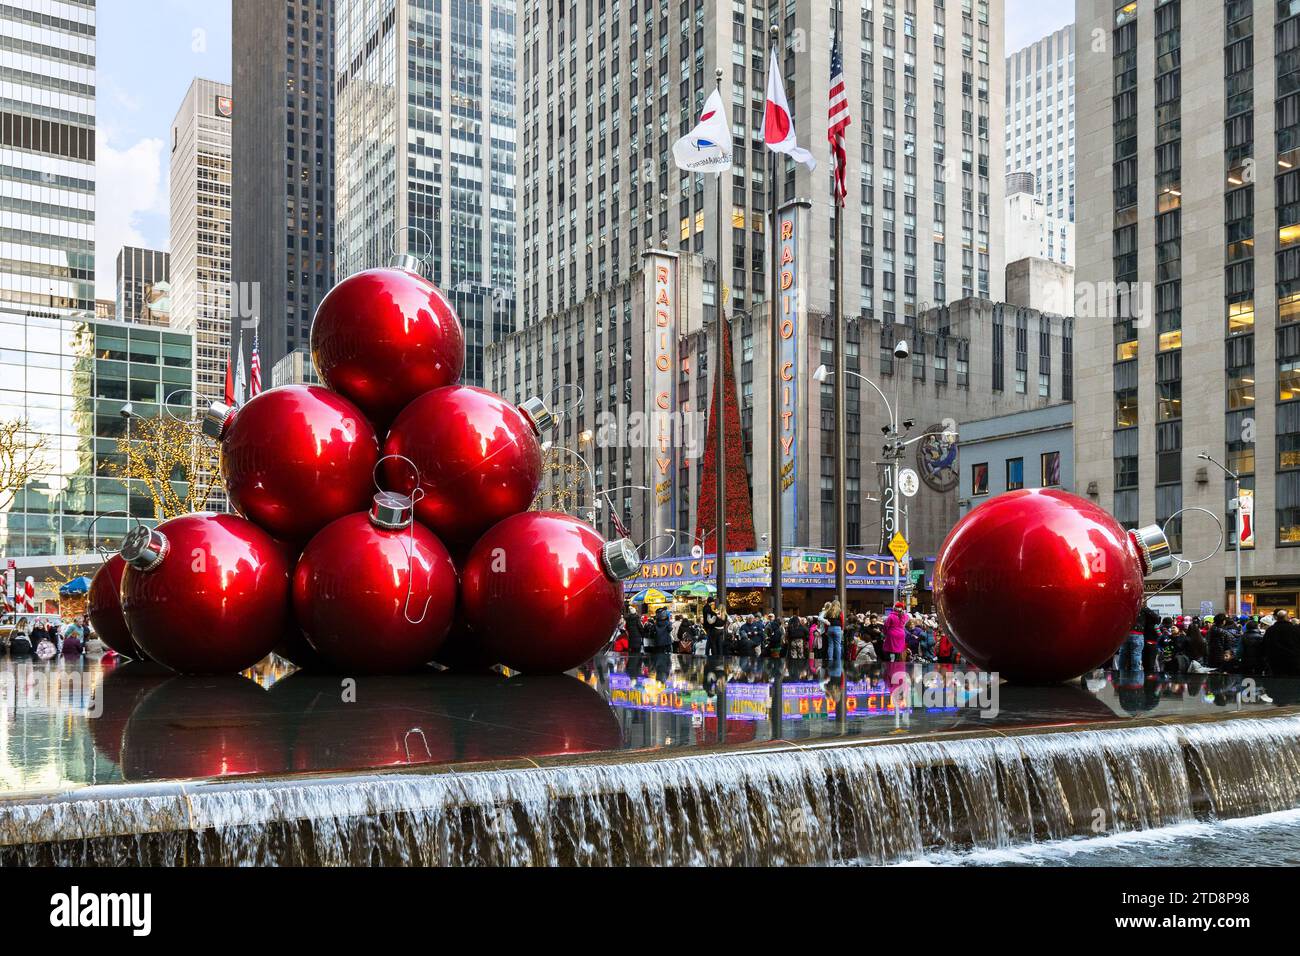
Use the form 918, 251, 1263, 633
616, 600, 957, 667
1117, 607, 1300, 677
615, 599, 1300, 678
1, 615, 95, 659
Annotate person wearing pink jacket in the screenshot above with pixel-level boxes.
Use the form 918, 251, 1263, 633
882, 602, 909, 661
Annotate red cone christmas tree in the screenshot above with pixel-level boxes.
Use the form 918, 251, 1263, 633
695, 315, 756, 553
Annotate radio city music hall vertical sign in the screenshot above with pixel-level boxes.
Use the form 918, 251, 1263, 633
776, 201, 809, 547
643, 251, 679, 540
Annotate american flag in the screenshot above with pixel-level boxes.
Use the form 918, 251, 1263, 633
827, 36, 851, 206
249, 331, 262, 397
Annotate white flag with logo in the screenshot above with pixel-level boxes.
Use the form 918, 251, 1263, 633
673, 88, 733, 172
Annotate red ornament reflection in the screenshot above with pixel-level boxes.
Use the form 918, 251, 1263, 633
934, 489, 1146, 683
119, 676, 289, 781
383, 386, 543, 546
310, 266, 464, 427
461, 512, 624, 673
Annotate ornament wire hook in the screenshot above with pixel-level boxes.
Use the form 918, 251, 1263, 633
1145, 506, 1224, 608
549, 382, 585, 426
403, 728, 432, 763
162, 388, 199, 424
372, 454, 434, 625
637, 531, 678, 562
387, 224, 433, 267
88, 510, 146, 561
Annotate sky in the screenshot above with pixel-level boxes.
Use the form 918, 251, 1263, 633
94, 0, 231, 298
91, 0, 1073, 300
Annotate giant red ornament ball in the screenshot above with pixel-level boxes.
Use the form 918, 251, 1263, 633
119, 513, 293, 674
933, 488, 1171, 683
383, 385, 546, 547
310, 263, 465, 427
86, 553, 143, 658
292, 495, 458, 674
460, 512, 641, 673
204, 384, 379, 543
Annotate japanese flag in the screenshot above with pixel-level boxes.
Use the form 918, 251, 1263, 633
763, 47, 816, 171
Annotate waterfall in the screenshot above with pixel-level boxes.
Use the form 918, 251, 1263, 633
3, 714, 1299, 866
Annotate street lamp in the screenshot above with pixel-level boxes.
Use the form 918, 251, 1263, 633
1197, 451, 1242, 614
813, 362, 906, 606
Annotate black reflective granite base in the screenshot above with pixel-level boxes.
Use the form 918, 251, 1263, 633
1, 652, 1296, 794
3, 653, 1300, 865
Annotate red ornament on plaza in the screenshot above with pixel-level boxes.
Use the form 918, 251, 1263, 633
460, 511, 642, 673
292, 493, 458, 674
118, 513, 294, 675
86, 553, 144, 659
382, 385, 551, 547
309, 259, 465, 427
933, 488, 1172, 683
203, 384, 379, 543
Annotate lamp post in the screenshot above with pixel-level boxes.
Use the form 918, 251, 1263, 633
813, 362, 899, 606
1197, 451, 1241, 614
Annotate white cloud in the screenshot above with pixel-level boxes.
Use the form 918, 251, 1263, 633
94, 132, 167, 301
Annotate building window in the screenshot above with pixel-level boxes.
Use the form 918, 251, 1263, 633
972, 462, 989, 496
1114, 387, 1138, 428
1041, 451, 1061, 487
1006, 457, 1024, 491
1281, 359, 1300, 402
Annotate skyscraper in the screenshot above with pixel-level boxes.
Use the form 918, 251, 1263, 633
501, 0, 1005, 560
0, 0, 96, 315
1004, 23, 1073, 264
232, 0, 336, 380
168, 78, 232, 409
1075, 0, 1300, 614
333, 0, 517, 385
518, 1, 1003, 326
115, 246, 169, 324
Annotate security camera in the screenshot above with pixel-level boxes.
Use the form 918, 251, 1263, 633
902, 418, 916, 431
893, 340, 911, 361
119, 402, 135, 420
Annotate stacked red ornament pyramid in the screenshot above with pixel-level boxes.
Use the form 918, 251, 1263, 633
90, 259, 641, 676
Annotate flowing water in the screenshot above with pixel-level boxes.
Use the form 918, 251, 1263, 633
4, 714, 1300, 866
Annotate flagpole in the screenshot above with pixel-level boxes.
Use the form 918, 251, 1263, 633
832, 8, 847, 629
713, 67, 728, 614
768, 23, 783, 620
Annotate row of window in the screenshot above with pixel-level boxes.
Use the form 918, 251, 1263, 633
970, 452, 1061, 497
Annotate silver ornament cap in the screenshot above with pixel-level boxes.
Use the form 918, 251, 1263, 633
369, 491, 414, 531
601, 537, 642, 581
519, 396, 556, 435
1131, 524, 1173, 575
389, 252, 425, 275
202, 400, 236, 440
121, 526, 170, 572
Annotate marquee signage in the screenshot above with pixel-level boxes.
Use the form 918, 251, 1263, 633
644, 252, 679, 542
626, 549, 920, 592
775, 203, 804, 546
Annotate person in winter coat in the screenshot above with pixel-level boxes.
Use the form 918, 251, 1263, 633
820, 601, 844, 665
652, 606, 673, 652
703, 600, 727, 656
1264, 609, 1300, 675
1207, 613, 1234, 669
623, 603, 645, 653
882, 603, 908, 661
